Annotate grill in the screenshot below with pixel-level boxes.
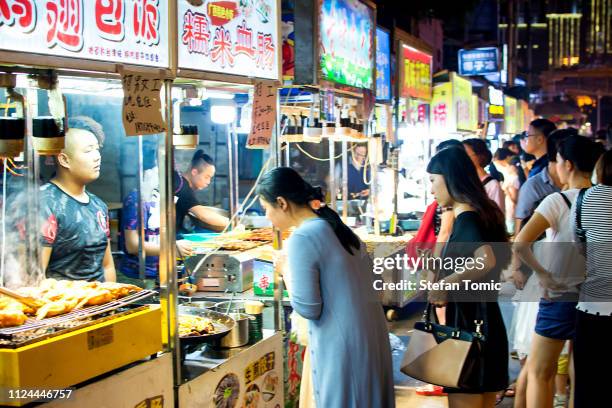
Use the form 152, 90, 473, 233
0, 289, 156, 347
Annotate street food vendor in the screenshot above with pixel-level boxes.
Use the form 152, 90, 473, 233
334, 143, 371, 199
174, 149, 229, 234
118, 147, 193, 284
40, 117, 116, 282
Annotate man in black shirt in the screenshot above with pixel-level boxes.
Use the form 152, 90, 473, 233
174, 150, 229, 234
40, 119, 116, 282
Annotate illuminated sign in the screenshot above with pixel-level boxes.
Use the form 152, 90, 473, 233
458, 47, 499, 76
402, 45, 432, 101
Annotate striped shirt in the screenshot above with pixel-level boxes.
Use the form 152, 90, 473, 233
571, 184, 612, 315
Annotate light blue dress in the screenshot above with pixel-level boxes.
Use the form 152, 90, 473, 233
287, 218, 395, 408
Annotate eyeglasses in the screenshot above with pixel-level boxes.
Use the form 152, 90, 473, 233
520, 132, 539, 140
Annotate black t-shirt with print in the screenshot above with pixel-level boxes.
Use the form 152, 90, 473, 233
174, 171, 199, 233
40, 183, 110, 281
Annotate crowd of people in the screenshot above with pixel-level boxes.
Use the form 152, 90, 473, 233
255, 119, 611, 408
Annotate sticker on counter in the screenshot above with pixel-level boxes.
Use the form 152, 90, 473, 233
243, 384, 261, 408
262, 372, 279, 402
213, 373, 239, 408
201, 278, 221, 287
87, 326, 114, 350
244, 352, 275, 384
134, 395, 164, 408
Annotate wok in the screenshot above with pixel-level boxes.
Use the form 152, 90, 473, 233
178, 307, 235, 345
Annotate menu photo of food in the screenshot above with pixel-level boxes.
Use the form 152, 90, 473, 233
262, 372, 279, 402
213, 373, 240, 408
243, 383, 261, 408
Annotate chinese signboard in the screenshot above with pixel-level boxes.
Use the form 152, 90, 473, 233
178, 0, 280, 80
453, 73, 472, 131
375, 27, 391, 101
431, 82, 454, 131
402, 45, 432, 101
120, 68, 166, 136
247, 81, 277, 148
458, 47, 499, 76
488, 85, 505, 120
504, 96, 518, 134
0, 0, 169, 67
319, 0, 374, 89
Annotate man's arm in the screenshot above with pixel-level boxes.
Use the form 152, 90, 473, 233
188, 205, 230, 229
103, 240, 116, 282
41, 246, 52, 273
124, 229, 160, 256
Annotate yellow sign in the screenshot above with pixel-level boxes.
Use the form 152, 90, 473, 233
431, 82, 454, 132
452, 73, 472, 131
504, 96, 518, 134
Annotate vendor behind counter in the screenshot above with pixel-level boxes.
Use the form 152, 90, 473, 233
174, 150, 229, 235
40, 117, 116, 282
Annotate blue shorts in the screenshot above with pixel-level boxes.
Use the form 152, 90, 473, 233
535, 299, 578, 340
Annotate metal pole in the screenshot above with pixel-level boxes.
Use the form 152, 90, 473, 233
227, 125, 237, 228
159, 80, 180, 386
25, 87, 41, 282
232, 124, 239, 225
341, 139, 348, 221
272, 90, 284, 333
137, 135, 146, 281
284, 141, 290, 167
329, 139, 336, 211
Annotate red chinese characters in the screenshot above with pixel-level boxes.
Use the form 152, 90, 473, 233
0, 0, 36, 33
133, 0, 159, 45
234, 20, 254, 58
256, 32, 274, 70
211, 27, 234, 67
46, 0, 84, 51
182, 10, 210, 55
95, 0, 124, 42
433, 103, 447, 128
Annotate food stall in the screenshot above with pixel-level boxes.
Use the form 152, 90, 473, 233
394, 29, 433, 218
0, 1, 174, 406
279, 0, 375, 223
172, 1, 286, 407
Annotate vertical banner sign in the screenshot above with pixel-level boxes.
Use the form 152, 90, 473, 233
247, 81, 277, 148
0, 0, 169, 67
431, 82, 454, 131
178, 0, 280, 80
452, 74, 473, 131
120, 68, 166, 136
375, 27, 391, 101
402, 45, 432, 101
504, 96, 517, 134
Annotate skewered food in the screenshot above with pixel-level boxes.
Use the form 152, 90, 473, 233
178, 314, 216, 337
244, 228, 292, 242
1, 280, 143, 325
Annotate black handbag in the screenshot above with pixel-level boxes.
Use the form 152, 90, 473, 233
401, 303, 488, 390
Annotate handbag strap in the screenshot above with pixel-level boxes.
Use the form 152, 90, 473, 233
575, 188, 588, 243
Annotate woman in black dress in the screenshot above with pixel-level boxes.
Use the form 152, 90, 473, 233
426, 146, 510, 408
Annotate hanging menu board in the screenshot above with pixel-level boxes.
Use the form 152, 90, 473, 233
177, 0, 280, 80
246, 80, 277, 148
120, 68, 166, 136
0, 0, 169, 67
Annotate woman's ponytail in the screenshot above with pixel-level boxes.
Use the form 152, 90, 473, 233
257, 168, 361, 255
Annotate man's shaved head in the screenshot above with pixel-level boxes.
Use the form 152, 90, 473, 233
56, 127, 102, 185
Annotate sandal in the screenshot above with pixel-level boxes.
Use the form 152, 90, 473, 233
415, 384, 447, 396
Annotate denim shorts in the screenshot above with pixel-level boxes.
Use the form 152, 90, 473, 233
535, 299, 578, 340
